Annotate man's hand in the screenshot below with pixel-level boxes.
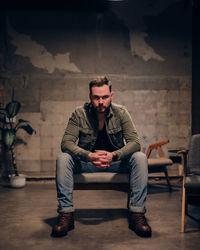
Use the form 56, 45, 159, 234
88, 150, 115, 169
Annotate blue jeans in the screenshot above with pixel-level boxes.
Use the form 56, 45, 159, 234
56, 152, 148, 214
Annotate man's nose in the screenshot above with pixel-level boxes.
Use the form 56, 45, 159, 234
98, 98, 103, 104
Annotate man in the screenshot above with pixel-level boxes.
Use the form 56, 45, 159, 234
52, 76, 152, 238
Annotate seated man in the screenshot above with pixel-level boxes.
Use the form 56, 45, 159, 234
52, 76, 152, 238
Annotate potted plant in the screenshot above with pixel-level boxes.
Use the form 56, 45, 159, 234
0, 91, 36, 188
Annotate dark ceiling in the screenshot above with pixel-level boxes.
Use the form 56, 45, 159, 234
1, 0, 111, 12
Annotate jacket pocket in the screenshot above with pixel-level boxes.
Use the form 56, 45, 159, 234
107, 128, 124, 149
78, 128, 93, 150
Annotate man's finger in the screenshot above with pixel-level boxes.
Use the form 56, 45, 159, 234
95, 150, 107, 155
99, 158, 109, 163
96, 152, 107, 156
93, 160, 101, 165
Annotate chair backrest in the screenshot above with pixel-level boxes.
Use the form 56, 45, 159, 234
187, 134, 200, 175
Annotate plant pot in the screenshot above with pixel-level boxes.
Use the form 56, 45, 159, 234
9, 174, 26, 188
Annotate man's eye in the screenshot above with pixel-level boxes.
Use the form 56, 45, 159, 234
92, 95, 109, 100
102, 96, 109, 100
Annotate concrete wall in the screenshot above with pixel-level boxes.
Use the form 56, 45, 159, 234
0, 0, 192, 176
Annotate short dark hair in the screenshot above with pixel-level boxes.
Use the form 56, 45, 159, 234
89, 76, 112, 93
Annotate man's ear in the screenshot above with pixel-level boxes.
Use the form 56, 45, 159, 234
89, 93, 92, 101
110, 91, 114, 100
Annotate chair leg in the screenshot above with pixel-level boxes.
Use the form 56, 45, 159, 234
163, 166, 172, 191
181, 185, 186, 233
127, 176, 131, 209
185, 194, 188, 215
127, 189, 130, 209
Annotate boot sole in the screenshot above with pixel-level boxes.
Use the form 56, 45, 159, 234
129, 224, 152, 238
51, 223, 74, 237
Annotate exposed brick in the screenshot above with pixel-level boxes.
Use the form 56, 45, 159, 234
17, 160, 41, 172
40, 160, 56, 173
15, 136, 40, 160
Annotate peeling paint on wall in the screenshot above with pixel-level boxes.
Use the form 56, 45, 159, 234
111, 0, 179, 61
129, 30, 164, 61
7, 20, 81, 73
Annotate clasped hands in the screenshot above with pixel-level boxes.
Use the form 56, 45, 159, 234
88, 150, 116, 169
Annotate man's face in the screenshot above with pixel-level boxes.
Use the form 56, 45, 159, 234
90, 84, 114, 114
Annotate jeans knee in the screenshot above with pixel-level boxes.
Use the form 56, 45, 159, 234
56, 153, 75, 186
56, 153, 74, 171
57, 152, 73, 163
131, 151, 147, 162
129, 151, 148, 172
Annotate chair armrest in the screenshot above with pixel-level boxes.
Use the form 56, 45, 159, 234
177, 149, 188, 155
178, 150, 188, 178
146, 139, 169, 158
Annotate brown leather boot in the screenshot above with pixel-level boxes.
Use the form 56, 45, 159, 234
52, 212, 74, 237
129, 212, 152, 237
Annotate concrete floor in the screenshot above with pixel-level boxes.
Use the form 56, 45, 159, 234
0, 179, 200, 250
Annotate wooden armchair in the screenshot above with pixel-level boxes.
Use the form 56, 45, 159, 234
146, 139, 173, 191
178, 134, 200, 233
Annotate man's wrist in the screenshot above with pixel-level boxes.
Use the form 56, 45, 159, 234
88, 152, 93, 162
112, 152, 118, 161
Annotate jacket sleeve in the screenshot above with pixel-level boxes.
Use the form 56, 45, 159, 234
61, 111, 90, 161
113, 107, 141, 160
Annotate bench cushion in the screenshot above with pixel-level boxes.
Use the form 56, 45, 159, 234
74, 158, 173, 184
74, 172, 129, 184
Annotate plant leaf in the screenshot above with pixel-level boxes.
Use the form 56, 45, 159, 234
2, 129, 16, 149
0, 109, 6, 115
6, 101, 21, 118
18, 124, 36, 135
18, 119, 29, 123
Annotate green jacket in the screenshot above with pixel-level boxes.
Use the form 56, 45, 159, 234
61, 102, 141, 162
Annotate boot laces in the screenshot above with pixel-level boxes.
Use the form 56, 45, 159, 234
57, 214, 71, 226
134, 214, 148, 225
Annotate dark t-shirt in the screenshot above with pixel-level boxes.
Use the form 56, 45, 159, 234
93, 125, 116, 152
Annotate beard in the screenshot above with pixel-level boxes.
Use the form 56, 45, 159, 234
93, 103, 111, 114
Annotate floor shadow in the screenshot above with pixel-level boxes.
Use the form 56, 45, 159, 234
148, 183, 179, 194
0, 184, 12, 189
44, 208, 128, 227
184, 229, 200, 233
187, 214, 200, 223
75, 208, 128, 225
44, 217, 57, 227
